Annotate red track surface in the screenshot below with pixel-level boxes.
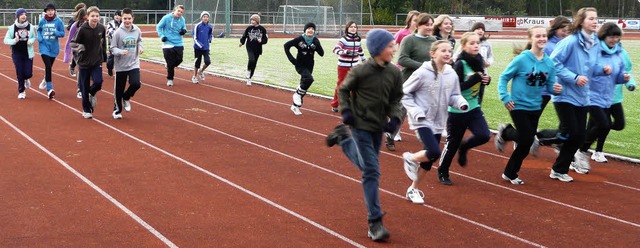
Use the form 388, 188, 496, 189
1, 30, 639, 247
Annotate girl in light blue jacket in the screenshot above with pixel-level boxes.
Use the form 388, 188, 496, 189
4, 8, 36, 99
401, 40, 468, 204
36, 3, 65, 99
548, 7, 601, 180
579, 23, 631, 163
495, 26, 562, 184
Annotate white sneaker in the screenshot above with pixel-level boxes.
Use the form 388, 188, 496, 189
549, 169, 573, 182
495, 124, 506, 152
39, 79, 46, 89
199, 69, 205, 81
529, 136, 540, 157
403, 152, 419, 181
406, 187, 425, 204
394, 132, 402, 142
47, 89, 55, 99
246, 78, 252, 86
191, 75, 199, 84
167, 80, 174, 86
123, 100, 131, 112
17, 92, 26, 99
25, 79, 31, 89
246, 70, 251, 79
90, 94, 97, 107
112, 111, 122, 119
591, 151, 608, 163
573, 151, 591, 173
502, 174, 524, 185
290, 105, 302, 115
292, 93, 302, 106
569, 162, 589, 174
82, 112, 93, 119
76, 90, 82, 99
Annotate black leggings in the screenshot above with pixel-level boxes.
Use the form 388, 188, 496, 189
582, 106, 611, 152
41, 55, 56, 82
163, 46, 184, 80
502, 110, 542, 179
590, 103, 625, 152
416, 127, 442, 171
195, 49, 211, 69
246, 49, 260, 78
552, 102, 587, 174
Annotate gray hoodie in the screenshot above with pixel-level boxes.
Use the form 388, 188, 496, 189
110, 24, 143, 72
402, 62, 468, 134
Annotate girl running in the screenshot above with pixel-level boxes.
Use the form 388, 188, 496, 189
4, 8, 36, 99
433, 15, 456, 52
496, 26, 562, 184
394, 10, 420, 47
578, 22, 631, 163
401, 40, 468, 203
239, 14, 268, 86
330, 21, 365, 112
37, 3, 65, 99
438, 32, 491, 185
64, 8, 87, 98
284, 22, 324, 115
548, 7, 600, 179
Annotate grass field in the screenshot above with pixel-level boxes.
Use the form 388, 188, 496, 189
141, 37, 640, 159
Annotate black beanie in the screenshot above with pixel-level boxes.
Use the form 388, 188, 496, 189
304, 22, 316, 32
114, 10, 122, 16
44, 3, 56, 12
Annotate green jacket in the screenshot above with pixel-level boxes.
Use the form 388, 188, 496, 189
338, 59, 404, 132
398, 34, 436, 81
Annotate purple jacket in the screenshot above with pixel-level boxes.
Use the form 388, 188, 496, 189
64, 21, 82, 63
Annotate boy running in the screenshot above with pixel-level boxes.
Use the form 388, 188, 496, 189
192, 11, 213, 84
110, 8, 143, 119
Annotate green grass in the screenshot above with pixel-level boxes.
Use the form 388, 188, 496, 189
141, 37, 640, 159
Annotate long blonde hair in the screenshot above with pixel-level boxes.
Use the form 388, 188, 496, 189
433, 15, 455, 36
513, 26, 545, 55
430, 40, 451, 77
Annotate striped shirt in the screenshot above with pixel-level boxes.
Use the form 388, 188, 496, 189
333, 33, 365, 67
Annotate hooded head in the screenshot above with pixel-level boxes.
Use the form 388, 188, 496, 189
366, 29, 394, 57
16, 8, 27, 19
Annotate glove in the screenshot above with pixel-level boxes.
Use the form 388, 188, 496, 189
341, 110, 355, 126
383, 117, 401, 133
161, 37, 168, 42
179, 29, 187, 35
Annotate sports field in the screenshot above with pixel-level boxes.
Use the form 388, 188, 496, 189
141, 35, 640, 159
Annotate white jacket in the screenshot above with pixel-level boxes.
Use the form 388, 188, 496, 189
402, 62, 468, 134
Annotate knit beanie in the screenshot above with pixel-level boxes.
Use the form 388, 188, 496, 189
16, 8, 27, 18
200, 11, 210, 19
304, 22, 316, 32
44, 3, 56, 12
250, 14, 260, 24
366, 29, 394, 57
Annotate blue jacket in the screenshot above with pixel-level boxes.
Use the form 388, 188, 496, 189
550, 32, 601, 106
612, 47, 636, 104
193, 21, 213, 51
589, 41, 628, 108
498, 50, 558, 111
544, 35, 562, 56
37, 16, 65, 57
157, 13, 186, 47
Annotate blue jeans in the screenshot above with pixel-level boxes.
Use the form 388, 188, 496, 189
78, 65, 103, 113
339, 128, 383, 221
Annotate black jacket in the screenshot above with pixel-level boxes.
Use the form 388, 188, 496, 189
70, 22, 107, 68
284, 35, 324, 70
240, 25, 268, 55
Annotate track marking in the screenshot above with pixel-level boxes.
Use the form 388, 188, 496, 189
0, 115, 178, 248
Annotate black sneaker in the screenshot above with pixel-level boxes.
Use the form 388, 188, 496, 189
439, 175, 453, 185
457, 147, 468, 167
108, 69, 114, 77
367, 217, 390, 242
326, 124, 349, 147
385, 133, 396, 151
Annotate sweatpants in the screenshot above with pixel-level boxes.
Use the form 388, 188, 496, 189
589, 103, 625, 152
106, 54, 115, 72
438, 107, 491, 178
78, 65, 103, 113
41, 54, 56, 90
551, 102, 587, 174
194, 49, 211, 69
331, 66, 351, 108
246, 48, 260, 78
416, 127, 442, 171
113, 69, 141, 115
501, 110, 542, 180
163, 46, 184, 80
12, 52, 33, 93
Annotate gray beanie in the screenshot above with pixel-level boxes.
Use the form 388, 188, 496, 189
366, 29, 394, 57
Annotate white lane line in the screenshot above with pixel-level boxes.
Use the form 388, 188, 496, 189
604, 181, 640, 192
0, 115, 178, 248
0, 71, 365, 248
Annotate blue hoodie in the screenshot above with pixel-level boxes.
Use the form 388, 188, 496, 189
550, 32, 601, 106
157, 13, 186, 48
612, 48, 636, 104
498, 50, 558, 111
589, 41, 628, 108
193, 21, 213, 51
36, 16, 65, 57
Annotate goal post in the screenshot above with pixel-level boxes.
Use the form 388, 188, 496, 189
276, 5, 339, 36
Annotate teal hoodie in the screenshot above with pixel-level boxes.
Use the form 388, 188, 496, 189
498, 50, 558, 111
612, 48, 636, 104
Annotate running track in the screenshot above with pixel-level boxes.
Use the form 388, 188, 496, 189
1, 34, 639, 247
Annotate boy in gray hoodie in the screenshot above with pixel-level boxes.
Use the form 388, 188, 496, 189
110, 8, 143, 119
